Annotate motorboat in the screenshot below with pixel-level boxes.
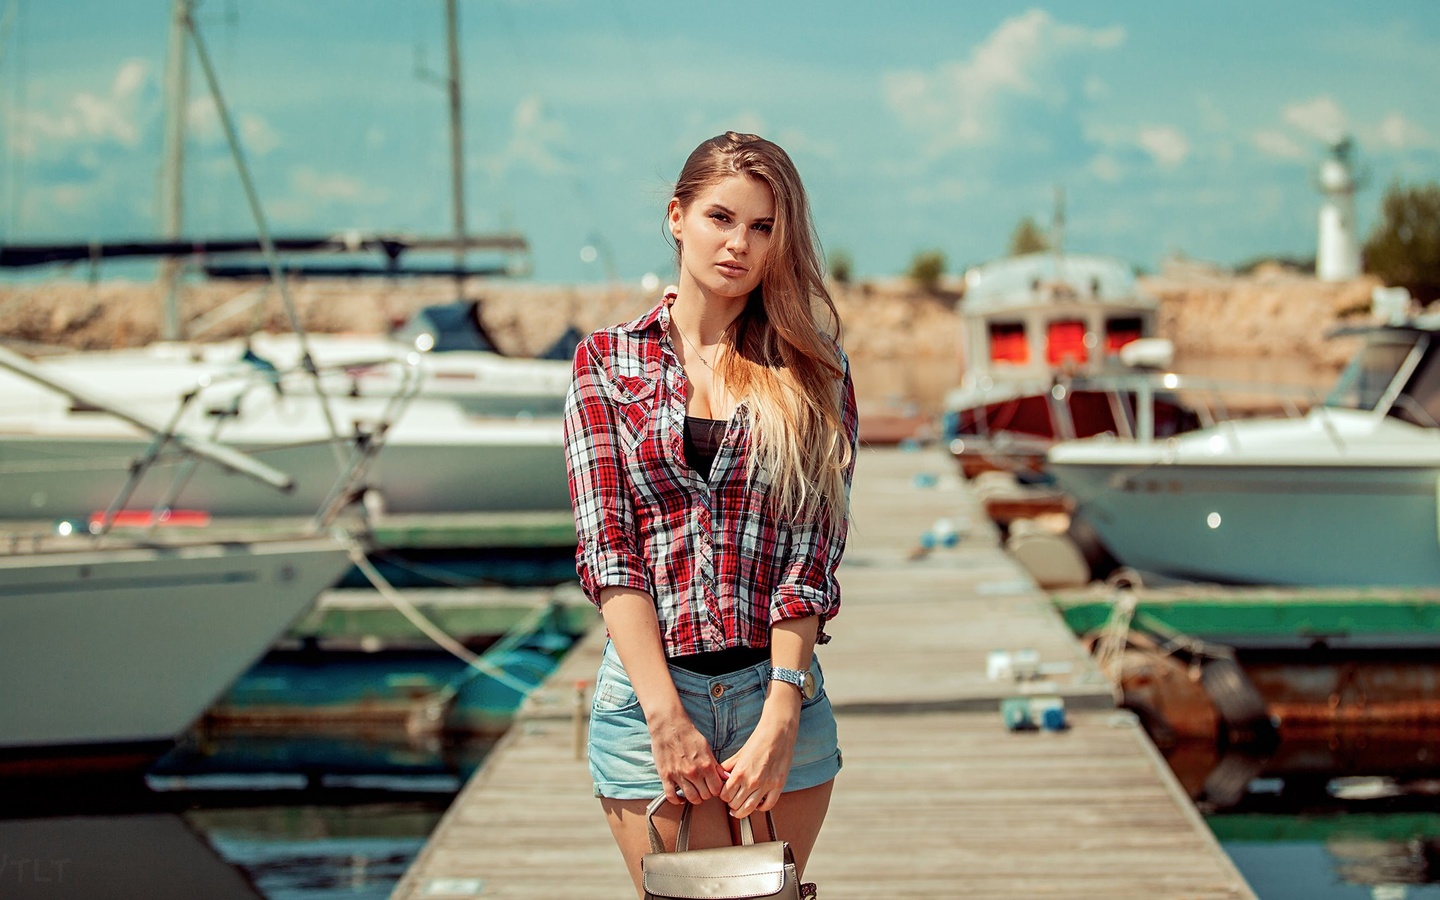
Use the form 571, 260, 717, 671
1048, 313, 1440, 586
941, 253, 1198, 478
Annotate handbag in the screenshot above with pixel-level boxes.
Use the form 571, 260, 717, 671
640, 794, 810, 900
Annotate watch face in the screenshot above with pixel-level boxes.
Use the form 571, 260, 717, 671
802, 671, 817, 701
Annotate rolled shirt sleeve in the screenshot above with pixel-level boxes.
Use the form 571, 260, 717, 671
564, 336, 653, 606
769, 357, 859, 634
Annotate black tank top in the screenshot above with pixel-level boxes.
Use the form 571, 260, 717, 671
683, 416, 727, 479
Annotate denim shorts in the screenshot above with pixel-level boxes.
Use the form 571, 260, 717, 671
588, 641, 842, 800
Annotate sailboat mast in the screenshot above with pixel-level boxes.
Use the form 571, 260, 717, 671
159, 0, 190, 340
445, 0, 466, 293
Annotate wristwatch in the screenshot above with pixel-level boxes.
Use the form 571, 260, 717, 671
768, 666, 817, 700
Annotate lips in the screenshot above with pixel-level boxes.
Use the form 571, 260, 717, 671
716, 261, 748, 277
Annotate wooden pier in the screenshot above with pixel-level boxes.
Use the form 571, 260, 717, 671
391, 446, 1254, 899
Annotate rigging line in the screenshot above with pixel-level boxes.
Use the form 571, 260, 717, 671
182, 4, 349, 472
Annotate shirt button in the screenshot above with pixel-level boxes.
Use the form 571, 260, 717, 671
711, 684, 726, 699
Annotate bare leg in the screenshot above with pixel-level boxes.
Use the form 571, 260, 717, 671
601, 780, 834, 898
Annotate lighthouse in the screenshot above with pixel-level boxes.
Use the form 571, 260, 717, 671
1316, 137, 1362, 282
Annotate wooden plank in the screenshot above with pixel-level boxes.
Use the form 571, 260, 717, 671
392, 446, 1255, 899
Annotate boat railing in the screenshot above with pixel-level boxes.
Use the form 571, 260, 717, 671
0, 345, 424, 541
1118, 371, 1324, 448
952, 370, 1324, 450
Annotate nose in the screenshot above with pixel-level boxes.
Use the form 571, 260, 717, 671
726, 226, 748, 254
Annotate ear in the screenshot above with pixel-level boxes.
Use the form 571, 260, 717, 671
667, 199, 683, 241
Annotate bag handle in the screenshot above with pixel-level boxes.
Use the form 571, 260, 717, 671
644, 795, 779, 854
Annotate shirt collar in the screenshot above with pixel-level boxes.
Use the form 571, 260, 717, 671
620, 289, 678, 335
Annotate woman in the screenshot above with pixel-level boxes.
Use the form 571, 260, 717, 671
564, 131, 858, 896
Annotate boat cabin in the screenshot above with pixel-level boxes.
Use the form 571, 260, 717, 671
1326, 319, 1440, 427
959, 254, 1158, 388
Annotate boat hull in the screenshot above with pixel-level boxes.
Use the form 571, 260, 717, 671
1052, 461, 1440, 586
945, 389, 1198, 478
0, 537, 352, 761
0, 427, 568, 520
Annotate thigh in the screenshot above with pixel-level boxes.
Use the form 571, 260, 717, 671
764, 779, 834, 879
601, 781, 835, 896
600, 797, 737, 898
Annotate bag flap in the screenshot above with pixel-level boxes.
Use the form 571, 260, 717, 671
642, 841, 788, 899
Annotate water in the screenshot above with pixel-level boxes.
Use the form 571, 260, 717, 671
0, 731, 487, 899
1211, 804, 1440, 899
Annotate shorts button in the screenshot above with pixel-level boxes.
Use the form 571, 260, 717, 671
711, 684, 725, 699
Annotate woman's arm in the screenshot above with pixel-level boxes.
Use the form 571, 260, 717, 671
600, 586, 728, 806
721, 360, 858, 818
718, 615, 818, 818
564, 336, 654, 606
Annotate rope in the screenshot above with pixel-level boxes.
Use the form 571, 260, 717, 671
340, 532, 541, 696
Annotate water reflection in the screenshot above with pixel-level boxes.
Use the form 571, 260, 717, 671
0, 813, 265, 900
0, 728, 489, 900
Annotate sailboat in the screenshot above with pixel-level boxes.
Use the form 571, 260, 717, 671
0, 0, 574, 521
0, 343, 354, 777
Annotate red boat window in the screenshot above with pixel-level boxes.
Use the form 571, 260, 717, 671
1105, 316, 1144, 354
1046, 320, 1088, 365
989, 322, 1029, 364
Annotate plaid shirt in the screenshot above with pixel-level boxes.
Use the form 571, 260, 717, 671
564, 299, 858, 656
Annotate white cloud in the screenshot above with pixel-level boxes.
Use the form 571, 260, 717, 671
882, 8, 1125, 153
482, 95, 572, 176
1374, 112, 1429, 150
1138, 126, 1190, 168
16, 58, 155, 154
240, 114, 280, 156
291, 166, 386, 204
1089, 153, 1123, 183
185, 99, 280, 156
1283, 95, 1347, 144
1252, 128, 1306, 160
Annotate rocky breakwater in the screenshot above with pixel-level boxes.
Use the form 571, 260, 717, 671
1144, 266, 1383, 377
0, 269, 1387, 418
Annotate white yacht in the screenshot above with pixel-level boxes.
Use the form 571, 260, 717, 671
0, 535, 351, 775
0, 344, 354, 775
0, 303, 572, 521
1048, 315, 1440, 586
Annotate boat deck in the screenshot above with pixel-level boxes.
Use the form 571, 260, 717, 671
391, 446, 1254, 899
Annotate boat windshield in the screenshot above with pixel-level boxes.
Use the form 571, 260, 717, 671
1324, 332, 1421, 411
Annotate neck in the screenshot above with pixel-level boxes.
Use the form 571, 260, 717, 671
670, 280, 746, 346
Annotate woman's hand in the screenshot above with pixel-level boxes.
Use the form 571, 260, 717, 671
649, 707, 728, 806
719, 688, 801, 817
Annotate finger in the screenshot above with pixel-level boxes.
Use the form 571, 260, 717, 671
719, 776, 739, 805
665, 782, 685, 805
757, 788, 780, 813
732, 792, 762, 819
701, 768, 726, 799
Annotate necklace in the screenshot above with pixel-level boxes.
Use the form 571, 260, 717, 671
673, 322, 717, 370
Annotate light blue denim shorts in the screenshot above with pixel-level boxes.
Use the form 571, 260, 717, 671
588, 641, 842, 800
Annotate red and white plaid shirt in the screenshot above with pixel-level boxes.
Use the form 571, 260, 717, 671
563, 299, 858, 656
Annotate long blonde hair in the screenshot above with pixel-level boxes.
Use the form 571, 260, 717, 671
671, 132, 851, 527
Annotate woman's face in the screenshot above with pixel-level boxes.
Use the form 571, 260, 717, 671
669, 174, 776, 302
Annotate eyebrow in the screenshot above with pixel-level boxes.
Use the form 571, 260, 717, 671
708, 203, 774, 224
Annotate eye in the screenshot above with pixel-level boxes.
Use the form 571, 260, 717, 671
752, 222, 773, 235
709, 212, 731, 224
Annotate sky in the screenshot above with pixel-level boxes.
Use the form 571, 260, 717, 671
2, 1, 1438, 285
